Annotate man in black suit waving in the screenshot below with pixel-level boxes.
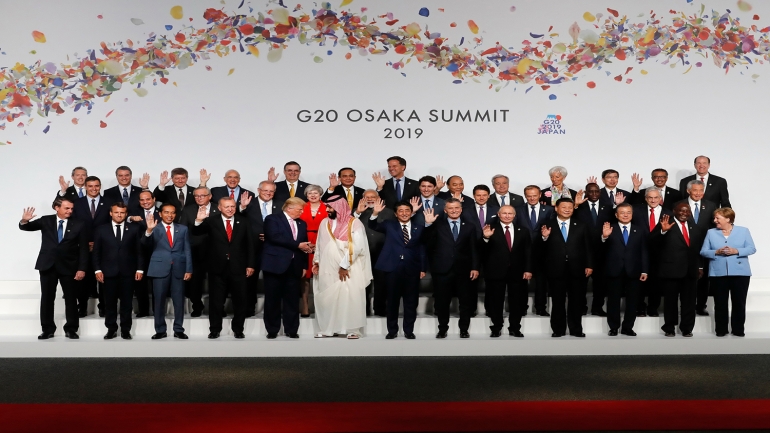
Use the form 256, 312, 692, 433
154, 168, 202, 218
209, 170, 254, 213
92, 202, 145, 340
193, 197, 256, 339
55, 166, 88, 202
423, 198, 480, 339
372, 156, 419, 208
574, 183, 613, 317
628, 169, 682, 211
322, 167, 364, 211
490, 174, 524, 209
272, 162, 309, 203
127, 190, 158, 317
596, 169, 630, 209
600, 203, 648, 337
102, 166, 145, 216
19, 198, 88, 339
481, 205, 532, 337
537, 198, 594, 338
678, 156, 730, 208
179, 187, 219, 317
514, 185, 554, 316
631, 188, 672, 317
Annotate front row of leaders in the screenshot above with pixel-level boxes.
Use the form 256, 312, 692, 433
20, 192, 755, 340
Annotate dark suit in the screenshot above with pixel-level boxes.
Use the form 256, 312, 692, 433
19, 216, 89, 334
72, 195, 111, 314
632, 204, 673, 315
274, 180, 309, 204
153, 185, 196, 219
378, 177, 419, 208
650, 222, 704, 335
679, 174, 730, 208
369, 218, 427, 335
514, 203, 554, 314
242, 199, 282, 314
55, 185, 85, 203
261, 213, 308, 336
602, 222, 648, 332
322, 185, 365, 211
424, 217, 480, 334
599, 187, 631, 209
211, 186, 254, 213
574, 200, 613, 314
143, 223, 193, 334
629, 187, 682, 211
437, 192, 475, 213
464, 202, 499, 315
490, 192, 524, 209
481, 222, 532, 333
193, 214, 255, 334
103, 185, 143, 216
675, 198, 717, 311
357, 207, 395, 316
179, 205, 220, 314
536, 218, 594, 335
93, 222, 144, 333
411, 196, 445, 228
129, 208, 160, 315
539, 187, 577, 207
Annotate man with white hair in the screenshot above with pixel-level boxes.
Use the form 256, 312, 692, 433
489, 174, 524, 209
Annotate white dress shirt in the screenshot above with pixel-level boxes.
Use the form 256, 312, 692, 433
687, 197, 701, 217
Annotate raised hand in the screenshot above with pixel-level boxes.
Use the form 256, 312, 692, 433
240, 191, 252, 208
139, 173, 150, 189
145, 213, 158, 233
159, 171, 170, 186
200, 168, 211, 186
435, 175, 445, 191
409, 196, 422, 213
423, 207, 438, 225
615, 191, 626, 204
541, 225, 552, 238
482, 224, 495, 238
602, 222, 613, 238
21, 207, 37, 222
371, 172, 385, 190
631, 173, 643, 191
196, 205, 209, 221
574, 189, 586, 207
659, 214, 674, 232
58, 175, 70, 193
586, 175, 597, 185
328, 173, 340, 190
372, 198, 386, 215
267, 166, 279, 182
355, 198, 368, 214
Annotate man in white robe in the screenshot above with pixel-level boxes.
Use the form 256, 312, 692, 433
312, 195, 372, 338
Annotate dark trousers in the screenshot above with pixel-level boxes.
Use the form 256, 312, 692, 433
486, 272, 528, 333
384, 264, 421, 335
548, 276, 587, 335
133, 276, 151, 316
712, 276, 750, 335
532, 274, 548, 313
152, 275, 185, 334
263, 269, 301, 335
77, 264, 103, 314
433, 269, 474, 334
606, 275, 640, 332
39, 269, 79, 334
696, 262, 711, 310
662, 276, 697, 334
590, 272, 607, 312
637, 275, 662, 314
245, 271, 259, 315
209, 266, 248, 334
186, 256, 207, 314
103, 275, 134, 332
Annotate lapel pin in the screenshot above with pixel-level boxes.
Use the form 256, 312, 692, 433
67, 230, 71, 232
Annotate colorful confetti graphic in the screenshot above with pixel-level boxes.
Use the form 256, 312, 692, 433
1, 2, 769, 134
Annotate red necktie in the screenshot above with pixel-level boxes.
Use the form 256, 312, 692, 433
680, 222, 690, 247
230, 189, 235, 199
166, 225, 174, 248
504, 226, 512, 251
649, 208, 655, 232
226, 219, 232, 242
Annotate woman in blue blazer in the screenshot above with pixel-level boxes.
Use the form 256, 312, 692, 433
700, 208, 756, 337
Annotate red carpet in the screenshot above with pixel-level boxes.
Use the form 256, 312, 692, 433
3, 399, 769, 432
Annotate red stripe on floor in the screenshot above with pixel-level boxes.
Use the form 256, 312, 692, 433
3, 399, 770, 432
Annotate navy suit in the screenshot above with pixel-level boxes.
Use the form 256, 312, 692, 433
143, 223, 193, 334
93, 222, 144, 333
369, 218, 427, 336
601, 222, 648, 332
411, 196, 445, 228
378, 177, 419, 208
19, 215, 89, 335
103, 185, 143, 216
514, 203, 554, 314
261, 213, 308, 336
242, 199, 282, 314
72, 195, 112, 315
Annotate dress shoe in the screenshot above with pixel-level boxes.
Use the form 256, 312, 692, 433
121, 331, 132, 340
37, 332, 55, 340
608, 329, 618, 336
404, 333, 416, 339
571, 332, 586, 338
460, 331, 470, 339
78, 311, 87, 318
245, 311, 256, 318
582, 306, 589, 316
267, 333, 278, 339
375, 313, 387, 318
300, 314, 310, 318
664, 332, 676, 337
636, 311, 647, 317
151, 332, 167, 339
551, 333, 564, 338
98, 309, 105, 318
288, 333, 299, 339
716, 332, 727, 337
592, 309, 608, 317
696, 308, 709, 316
647, 311, 660, 317
234, 332, 245, 339
732, 332, 745, 337
65, 331, 79, 339
174, 332, 188, 339
104, 330, 118, 340
208, 332, 220, 339
385, 333, 397, 339
135, 313, 150, 318
436, 331, 447, 339
621, 329, 637, 337
490, 330, 501, 338
536, 310, 550, 317
191, 311, 202, 318
509, 330, 524, 338
682, 333, 693, 338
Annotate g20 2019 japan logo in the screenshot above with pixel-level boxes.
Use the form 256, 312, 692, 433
538, 114, 565, 135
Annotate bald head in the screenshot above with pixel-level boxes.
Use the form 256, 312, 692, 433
224, 170, 241, 188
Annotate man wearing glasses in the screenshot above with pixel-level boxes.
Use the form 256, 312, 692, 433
180, 187, 219, 317
629, 168, 682, 211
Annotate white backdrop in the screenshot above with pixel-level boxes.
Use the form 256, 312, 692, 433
1, 0, 766, 279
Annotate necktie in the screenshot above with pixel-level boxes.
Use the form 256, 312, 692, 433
610, 190, 616, 204
591, 203, 598, 224
57, 220, 64, 243
122, 188, 129, 204
530, 205, 537, 230
649, 208, 655, 232
560, 221, 568, 241
115, 224, 122, 243
78, 187, 84, 198
700, 176, 705, 183
290, 219, 297, 240
451, 221, 459, 241
262, 202, 268, 221
425, 199, 431, 209
395, 179, 402, 201
504, 225, 512, 251
478, 206, 485, 228
226, 219, 232, 242
166, 224, 174, 247
500, 195, 506, 206
229, 189, 235, 199
146, 209, 151, 220
178, 188, 185, 206
402, 224, 409, 244
90, 199, 96, 218
622, 225, 628, 245
694, 203, 700, 223
289, 183, 295, 198
346, 189, 353, 209
681, 222, 690, 246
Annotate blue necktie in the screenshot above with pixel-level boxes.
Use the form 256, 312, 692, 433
560, 222, 567, 241
57, 220, 64, 243
451, 221, 459, 241
262, 202, 268, 221
591, 203, 598, 224
395, 179, 402, 201
622, 225, 629, 245
425, 199, 431, 210
122, 187, 129, 204
530, 205, 537, 230
500, 195, 506, 206
78, 187, 84, 198
694, 203, 700, 223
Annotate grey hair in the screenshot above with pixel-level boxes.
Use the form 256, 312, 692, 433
491, 174, 509, 183
644, 187, 661, 198
304, 184, 324, 196
548, 166, 568, 177
363, 189, 379, 196
686, 179, 705, 190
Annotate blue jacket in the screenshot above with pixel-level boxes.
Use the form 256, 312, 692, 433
700, 226, 756, 277
143, 223, 193, 278
261, 213, 308, 275
369, 218, 426, 273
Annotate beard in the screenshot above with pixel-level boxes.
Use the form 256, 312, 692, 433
327, 210, 337, 219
